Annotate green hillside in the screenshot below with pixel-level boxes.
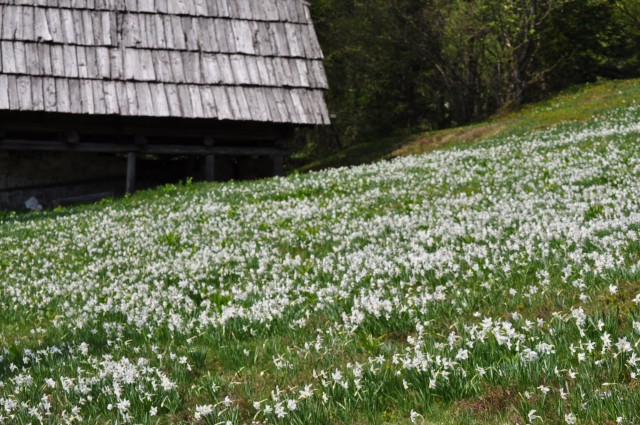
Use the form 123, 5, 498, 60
298, 78, 640, 172
1, 79, 640, 424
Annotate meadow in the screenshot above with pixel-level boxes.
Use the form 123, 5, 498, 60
1, 88, 640, 423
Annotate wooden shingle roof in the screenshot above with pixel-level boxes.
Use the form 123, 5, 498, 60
0, 0, 330, 124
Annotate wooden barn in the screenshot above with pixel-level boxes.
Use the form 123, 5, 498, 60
0, 0, 330, 209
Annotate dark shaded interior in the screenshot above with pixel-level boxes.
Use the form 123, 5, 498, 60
0, 112, 294, 209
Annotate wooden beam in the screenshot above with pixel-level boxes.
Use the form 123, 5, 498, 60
0, 139, 288, 156
126, 152, 136, 195
52, 192, 114, 207
65, 131, 80, 145
0, 114, 287, 140
134, 135, 148, 146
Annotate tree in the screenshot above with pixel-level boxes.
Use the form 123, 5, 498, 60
309, 0, 442, 145
392, 0, 559, 124
479, 0, 558, 106
302, 0, 640, 161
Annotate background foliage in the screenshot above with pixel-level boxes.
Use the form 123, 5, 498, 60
298, 0, 640, 159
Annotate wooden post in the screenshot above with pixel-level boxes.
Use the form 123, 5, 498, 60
205, 154, 215, 182
204, 137, 215, 182
126, 135, 146, 194
272, 128, 292, 177
273, 155, 284, 177
126, 152, 136, 194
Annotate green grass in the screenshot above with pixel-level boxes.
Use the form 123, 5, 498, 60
298, 78, 640, 171
1, 78, 640, 424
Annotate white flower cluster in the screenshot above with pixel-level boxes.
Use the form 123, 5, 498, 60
0, 341, 179, 423
1, 105, 639, 422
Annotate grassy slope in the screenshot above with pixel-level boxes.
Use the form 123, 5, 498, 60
0, 79, 640, 424
298, 78, 640, 172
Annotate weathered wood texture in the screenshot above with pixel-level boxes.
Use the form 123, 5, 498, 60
0, 0, 330, 124
126, 151, 136, 194
0, 139, 289, 155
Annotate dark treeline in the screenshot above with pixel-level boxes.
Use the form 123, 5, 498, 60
303, 0, 640, 155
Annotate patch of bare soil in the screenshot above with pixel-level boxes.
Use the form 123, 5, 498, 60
393, 124, 505, 157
